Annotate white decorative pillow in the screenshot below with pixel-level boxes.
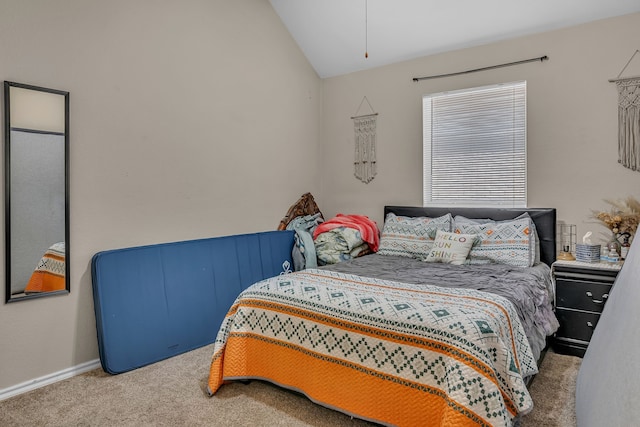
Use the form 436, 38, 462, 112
424, 230, 476, 265
455, 216, 534, 267
378, 213, 452, 259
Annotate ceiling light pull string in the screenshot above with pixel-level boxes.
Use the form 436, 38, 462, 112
365, 0, 368, 59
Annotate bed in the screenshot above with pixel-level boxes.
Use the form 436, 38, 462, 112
207, 206, 558, 427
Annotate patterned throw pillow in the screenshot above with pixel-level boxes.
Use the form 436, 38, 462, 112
378, 213, 452, 259
424, 230, 477, 265
455, 216, 534, 267
454, 214, 541, 265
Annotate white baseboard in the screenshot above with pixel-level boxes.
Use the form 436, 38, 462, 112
0, 358, 101, 401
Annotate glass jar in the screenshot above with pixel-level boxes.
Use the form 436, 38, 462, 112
607, 234, 622, 257
621, 234, 631, 260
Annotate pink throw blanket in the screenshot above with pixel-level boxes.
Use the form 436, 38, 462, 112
313, 214, 379, 252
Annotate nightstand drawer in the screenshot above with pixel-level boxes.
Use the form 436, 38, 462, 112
555, 308, 600, 342
553, 268, 618, 283
556, 278, 612, 312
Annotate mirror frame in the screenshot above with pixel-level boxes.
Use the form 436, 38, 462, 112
4, 81, 70, 303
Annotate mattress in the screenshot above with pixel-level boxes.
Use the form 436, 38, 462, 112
91, 230, 295, 374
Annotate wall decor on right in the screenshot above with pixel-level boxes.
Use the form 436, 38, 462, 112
609, 49, 640, 172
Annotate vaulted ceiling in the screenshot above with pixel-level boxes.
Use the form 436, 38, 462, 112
269, 0, 640, 78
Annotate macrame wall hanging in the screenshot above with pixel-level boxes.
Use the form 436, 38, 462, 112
609, 49, 640, 172
351, 96, 378, 183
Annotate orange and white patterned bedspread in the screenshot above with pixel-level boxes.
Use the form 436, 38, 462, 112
24, 242, 66, 293
207, 269, 536, 427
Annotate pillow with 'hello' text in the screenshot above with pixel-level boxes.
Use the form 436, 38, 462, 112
424, 230, 476, 265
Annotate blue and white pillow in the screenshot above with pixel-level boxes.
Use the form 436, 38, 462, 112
378, 213, 452, 259
454, 215, 535, 267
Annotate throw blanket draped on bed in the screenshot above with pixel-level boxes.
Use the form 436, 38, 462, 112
313, 214, 380, 252
208, 269, 536, 427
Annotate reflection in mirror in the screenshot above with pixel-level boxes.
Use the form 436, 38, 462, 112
4, 81, 69, 302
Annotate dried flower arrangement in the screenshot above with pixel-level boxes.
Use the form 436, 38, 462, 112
592, 196, 640, 237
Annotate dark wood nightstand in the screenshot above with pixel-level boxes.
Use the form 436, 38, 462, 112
553, 260, 622, 357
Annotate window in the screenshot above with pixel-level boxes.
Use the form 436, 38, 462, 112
423, 81, 526, 207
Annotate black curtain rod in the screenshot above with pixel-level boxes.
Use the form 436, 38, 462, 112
412, 55, 549, 82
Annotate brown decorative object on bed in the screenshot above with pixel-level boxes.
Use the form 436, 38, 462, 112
277, 192, 324, 231
208, 206, 558, 427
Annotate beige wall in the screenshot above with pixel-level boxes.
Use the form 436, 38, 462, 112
320, 13, 640, 242
0, 0, 322, 390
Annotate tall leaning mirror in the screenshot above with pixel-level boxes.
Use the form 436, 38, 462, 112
4, 81, 69, 303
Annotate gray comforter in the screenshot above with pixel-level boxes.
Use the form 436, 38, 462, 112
322, 254, 559, 363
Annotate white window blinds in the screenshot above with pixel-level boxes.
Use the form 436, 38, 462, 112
423, 81, 527, 207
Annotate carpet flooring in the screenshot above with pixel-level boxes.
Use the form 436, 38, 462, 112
0, 345, 581, 426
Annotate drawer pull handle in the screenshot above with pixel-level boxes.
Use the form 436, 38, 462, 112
587, 321, 595, 329
585, 291, 609, 304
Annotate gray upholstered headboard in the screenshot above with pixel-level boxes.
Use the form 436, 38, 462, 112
383, 206, 557, 267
